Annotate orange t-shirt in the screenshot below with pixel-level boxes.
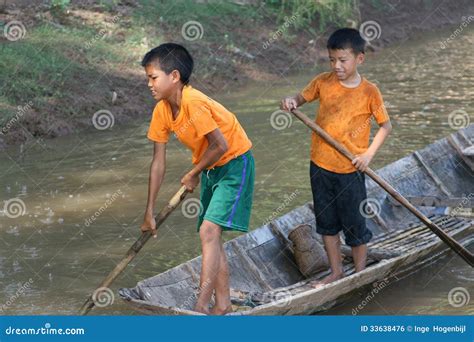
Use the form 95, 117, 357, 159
147, 85, 252, 169
301, 72, 390, 174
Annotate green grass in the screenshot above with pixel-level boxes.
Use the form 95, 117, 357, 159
0, 22, 136, 124
266, 0, 358, 33
134, 0, 265, 45
0, 0, 353, 127
1, 30, 74, 121
2, 0, 439, 141
136, 0, 262, 26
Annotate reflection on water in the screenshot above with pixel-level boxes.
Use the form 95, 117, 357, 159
0, 28, 472, 315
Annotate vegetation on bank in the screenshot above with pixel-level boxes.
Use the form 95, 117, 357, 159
0, 0, 470, 148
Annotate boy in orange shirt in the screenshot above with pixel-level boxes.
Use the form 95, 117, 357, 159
281, 28, 392, 286
140, 43, 254, 314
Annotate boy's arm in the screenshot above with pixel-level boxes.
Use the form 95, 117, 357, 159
181, 128, 228, 191
352, 120, 392, 172
141, 142, 166, 237
280, 94, 307, 111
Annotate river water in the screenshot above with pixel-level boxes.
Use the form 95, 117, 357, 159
0, 28, 472, 315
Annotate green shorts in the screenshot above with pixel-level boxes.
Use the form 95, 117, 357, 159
197, 150, 255, 232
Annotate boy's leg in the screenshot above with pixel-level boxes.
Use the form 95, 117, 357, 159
311, 234, 345, 288
337, 170, 372, 273
210, 243, 232, 315
351, 243, 368, 272
310, 161, 344, 288
195, 150, 254, 314
194, 220, 222, 314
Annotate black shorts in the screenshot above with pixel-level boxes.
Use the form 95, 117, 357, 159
310, 161, 372, 247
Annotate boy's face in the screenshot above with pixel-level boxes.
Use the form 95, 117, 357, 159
145, 63, 180, 101
328, 48, 364, 81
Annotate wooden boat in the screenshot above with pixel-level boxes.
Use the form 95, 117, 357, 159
119, 125, 474, 315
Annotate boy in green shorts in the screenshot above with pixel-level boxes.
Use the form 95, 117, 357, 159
281, 28, 392, 287
140, 43, 254, 314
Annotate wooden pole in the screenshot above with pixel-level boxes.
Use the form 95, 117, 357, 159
79, 185, 189, 315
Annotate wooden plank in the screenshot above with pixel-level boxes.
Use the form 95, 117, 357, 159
340, 246, 401, 260
386, 223, 464, 251
270, 203, 316, 238
369, 210, 391, 232
269, 221, 294, 253
444, 208, 474, 218
399, 221, 471, 251
388, 220, 469, 251
370, 225, 428, 249
241, 262, 363, 306
242, 258, 396, 315
458, 130, 473, 145
369, 215, 458, 249
376, 217, 463, 250
230, 240, 273, 291
413, 151, 452, 196
404, 195, 474, 208
462, 146, 474, 156
183, 263, 200, 283
448, 134, 474, 171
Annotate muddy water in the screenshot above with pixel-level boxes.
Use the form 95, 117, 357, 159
0, 28, 472, 315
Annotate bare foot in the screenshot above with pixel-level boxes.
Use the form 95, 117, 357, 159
310, 272, 345, 289
194, 304, 210, 315
210, 304, 233, 315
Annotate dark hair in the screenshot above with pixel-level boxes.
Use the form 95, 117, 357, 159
141, 43, 194, 85
327, 28, 366, 54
